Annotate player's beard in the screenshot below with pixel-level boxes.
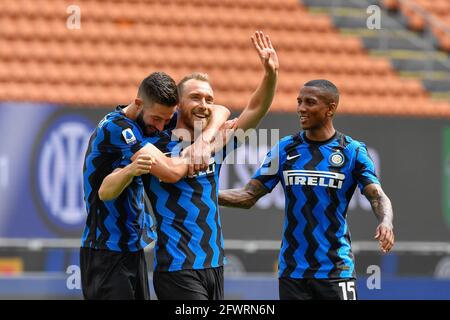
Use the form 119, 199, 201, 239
136, 110, 157, 136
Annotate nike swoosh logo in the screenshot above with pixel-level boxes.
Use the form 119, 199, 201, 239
286, 154, 301, 161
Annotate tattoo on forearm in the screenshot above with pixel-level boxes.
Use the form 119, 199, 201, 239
219, 179, 268, 209
366, 185, 394, 227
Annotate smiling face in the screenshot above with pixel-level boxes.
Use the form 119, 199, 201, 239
134, 71, 179, 136
296, 86, 336, 131
177, 79, 214, 130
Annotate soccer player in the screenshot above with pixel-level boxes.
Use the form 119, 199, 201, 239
218, 80, 395, 300
81, 72, 230, 300
100, 31, 279, 300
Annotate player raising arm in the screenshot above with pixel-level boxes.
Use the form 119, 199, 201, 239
81, 72, 229, 300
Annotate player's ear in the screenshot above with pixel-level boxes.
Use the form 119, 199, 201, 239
327, 102, 337, 117
135, 97, 144, 111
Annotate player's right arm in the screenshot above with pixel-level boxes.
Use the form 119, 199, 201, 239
99, 143, 189, 201
219, 140, 281, 209
132, 142, 189, 182
218, 179, 268, 209
98, 154, 154, 201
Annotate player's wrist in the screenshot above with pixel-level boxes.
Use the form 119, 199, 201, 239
200, 130, 215, 144
124, 164, 137, 178
380, 221, 393, 229
264, 69, 278, 80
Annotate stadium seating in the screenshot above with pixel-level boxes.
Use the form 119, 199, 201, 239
389, 0, 450, 52
0, 0, 448, 116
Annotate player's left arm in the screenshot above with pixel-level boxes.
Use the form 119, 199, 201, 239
354, 144, 394, 253
363, 183, 394, 253
233, 31, 279, 133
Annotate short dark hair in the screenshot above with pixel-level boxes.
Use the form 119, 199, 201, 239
138, 72, 179, 107
304, 79, 339, 105
177, 72, 211, 98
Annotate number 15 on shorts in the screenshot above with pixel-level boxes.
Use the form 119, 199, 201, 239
338, 281, 357, 300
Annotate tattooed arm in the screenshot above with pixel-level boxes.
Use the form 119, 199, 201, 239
218, 179, 269, 209
363, 183, 395, 253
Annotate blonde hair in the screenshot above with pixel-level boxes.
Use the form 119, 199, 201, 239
177, 72, 211, 97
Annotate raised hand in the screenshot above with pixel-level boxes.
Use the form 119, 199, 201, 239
251, 31, 279, 74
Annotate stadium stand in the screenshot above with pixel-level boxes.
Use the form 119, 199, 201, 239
0, 0, 449, 116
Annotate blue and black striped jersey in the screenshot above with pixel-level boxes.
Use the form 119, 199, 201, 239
81, 106, 156, 252
253, 131, 379, 279
142, 132, 237, 272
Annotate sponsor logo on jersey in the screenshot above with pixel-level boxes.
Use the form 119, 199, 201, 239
286, 154, 301, 161
283, 170, 345, 189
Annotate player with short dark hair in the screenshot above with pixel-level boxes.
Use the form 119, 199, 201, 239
218, 79, 395, 300
81, 71, 230, 300
134, 72, 180, 136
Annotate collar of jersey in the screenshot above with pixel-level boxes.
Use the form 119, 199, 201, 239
301, 131, 337, 146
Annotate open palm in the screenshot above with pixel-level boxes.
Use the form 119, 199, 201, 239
251, 31, 279, 74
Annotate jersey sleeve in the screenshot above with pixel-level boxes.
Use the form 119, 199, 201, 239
353, 143, 380, 193
251, 141, 281, 193
104, 119, 146, 168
